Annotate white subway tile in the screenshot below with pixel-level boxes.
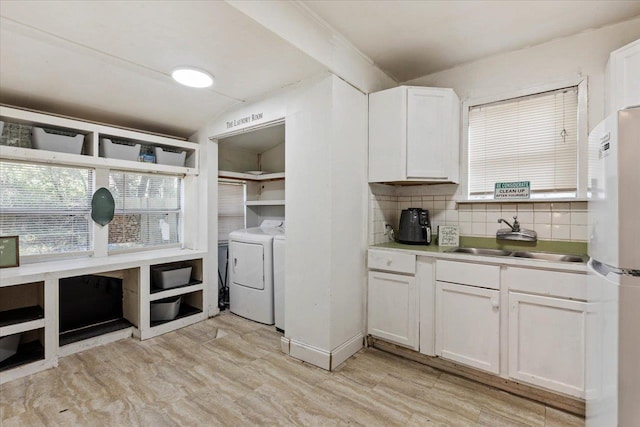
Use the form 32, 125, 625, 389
423, 201, 434, 210
433, 201, 446, 210
486, 203, 501, 212
534, 203, 551, 211
472, 211, 487, 222
552, 211, 571, 225
534, 211, 551, 225
434, 196, 446, 201
446, 210, 459, 222
459, 222, 473, 235
486, 211, 502, 223
571, 212, 588, 225
472, 222, 487, 236
571, 225, 588, 241
551, 224, 571, 241
536, 224, 552, 239
472, 203, 486, 211
516, 211, 533, 223
551, 202, 571, 211
517, 203, 534, 212
398, 196, 411, 202
446, 200, 457, 210
459, 211, 473, 222
459, 203, 473, 211
571, 202, 588, 210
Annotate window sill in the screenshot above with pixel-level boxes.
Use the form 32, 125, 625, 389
455, 198, 588, 204
0, 247, 208, 286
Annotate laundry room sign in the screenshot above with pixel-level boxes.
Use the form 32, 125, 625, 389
494, 181, 530, 200
226, 112, 264, 129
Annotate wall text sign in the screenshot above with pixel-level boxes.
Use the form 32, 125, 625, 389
438, 226, 459, 247
226, 112, 264, 129
494, 181, 530, 200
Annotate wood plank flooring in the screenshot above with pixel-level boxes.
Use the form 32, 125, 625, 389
0, 312, 585, 426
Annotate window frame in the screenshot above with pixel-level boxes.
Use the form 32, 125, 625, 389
106, 169, 185, 255
0, 160, 96, 262
459, 76, 588, 202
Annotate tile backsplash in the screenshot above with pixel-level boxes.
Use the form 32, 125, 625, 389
369, 185, 588, 245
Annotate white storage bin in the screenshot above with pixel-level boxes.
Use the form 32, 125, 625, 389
31, 127, 84, 154
154, 146, 186, 166
0, 333, 20, 362
152, 266, 192, 289
150, 296, 182, 322
100, 138, 141, 161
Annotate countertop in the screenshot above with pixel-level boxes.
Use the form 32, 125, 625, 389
371, 237, 588, 272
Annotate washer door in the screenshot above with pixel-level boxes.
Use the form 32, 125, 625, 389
230, 241, 264, 290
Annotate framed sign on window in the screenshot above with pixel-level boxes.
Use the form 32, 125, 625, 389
0, 236, 20, 268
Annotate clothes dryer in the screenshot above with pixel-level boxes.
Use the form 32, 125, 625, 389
228, 220, 284, 324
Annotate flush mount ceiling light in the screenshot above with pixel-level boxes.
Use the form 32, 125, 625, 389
171, 68, 214, 88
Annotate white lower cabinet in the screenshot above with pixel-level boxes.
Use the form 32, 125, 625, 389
368, 271, 418, 350
435, 281, 500, 374
508, 292, 587, 398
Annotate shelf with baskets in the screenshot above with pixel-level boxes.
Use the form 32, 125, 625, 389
0, 105, 199, 175
141, 258, 205, 339
0, 281, 46, 378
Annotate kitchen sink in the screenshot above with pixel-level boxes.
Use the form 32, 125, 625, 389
445, 247, 512, 256
510, 251, 588, 263
444, 247, 587, 263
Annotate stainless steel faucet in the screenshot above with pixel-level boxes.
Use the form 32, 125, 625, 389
497, 216, 537, 242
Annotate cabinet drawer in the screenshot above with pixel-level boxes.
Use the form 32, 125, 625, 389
436, 260, 500, 290
504, 267, 586, 300
368, 250, 416, 274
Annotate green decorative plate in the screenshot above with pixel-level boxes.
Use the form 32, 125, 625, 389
91, 187, 115, 226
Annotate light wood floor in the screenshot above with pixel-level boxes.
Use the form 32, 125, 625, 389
1, 312, 585, 426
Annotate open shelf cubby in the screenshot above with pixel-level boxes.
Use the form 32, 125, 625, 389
0, 329, 45, 372
0, 282, 45, 330
150, 290, 203, 328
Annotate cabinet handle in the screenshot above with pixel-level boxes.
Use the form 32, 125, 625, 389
491, 300, 500, 310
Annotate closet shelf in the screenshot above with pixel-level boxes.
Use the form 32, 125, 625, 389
245, 200, 285, 206
218, 171, 285, 181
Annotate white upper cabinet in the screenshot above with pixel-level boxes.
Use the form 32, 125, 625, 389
606, 38, 640, 115
368, 86, 460, 183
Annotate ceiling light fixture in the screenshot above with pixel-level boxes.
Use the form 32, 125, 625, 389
171, 67, 214, 88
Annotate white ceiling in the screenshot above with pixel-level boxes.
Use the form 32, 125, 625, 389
303, 0, 640, 82
0, 1, 324, 137
1, 1, 639, 137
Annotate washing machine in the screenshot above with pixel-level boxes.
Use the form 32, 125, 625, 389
273, 233, 285, 332
228, 220, 284, 324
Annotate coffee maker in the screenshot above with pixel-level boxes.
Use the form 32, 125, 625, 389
397, 208, 431, 245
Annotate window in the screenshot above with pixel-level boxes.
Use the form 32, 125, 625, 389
108, 171, 182, 251
467, 83, 584, 200
218, 181, 245, 242
0, 161, 93, 256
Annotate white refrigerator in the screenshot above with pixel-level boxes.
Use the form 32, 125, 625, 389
586, 106, 640, 427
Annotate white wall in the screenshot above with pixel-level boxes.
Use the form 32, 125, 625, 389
260, 142, 285, 173
404, 17, 640, 132
218, 146, 258, 172
286, 74, 368, 367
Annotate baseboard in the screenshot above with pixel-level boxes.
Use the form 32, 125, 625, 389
289, 339, 331, 370
280, 336, 290, 355
331, 333, 364, 370
287, 334, 364, 371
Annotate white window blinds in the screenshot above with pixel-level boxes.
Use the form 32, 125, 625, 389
468, 86, 578, 198
218, 181, 245, 242
108, 171, 182, 251
0, 161, 93, 256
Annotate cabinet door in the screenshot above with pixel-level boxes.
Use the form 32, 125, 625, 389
435, 281, 500, 374
608, 39, 640, 114
406, 88, 450, 179
368, 271, 418, 350
508, 292, 586, 398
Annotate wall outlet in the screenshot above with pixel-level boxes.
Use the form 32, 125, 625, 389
383, 222, 390, 235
